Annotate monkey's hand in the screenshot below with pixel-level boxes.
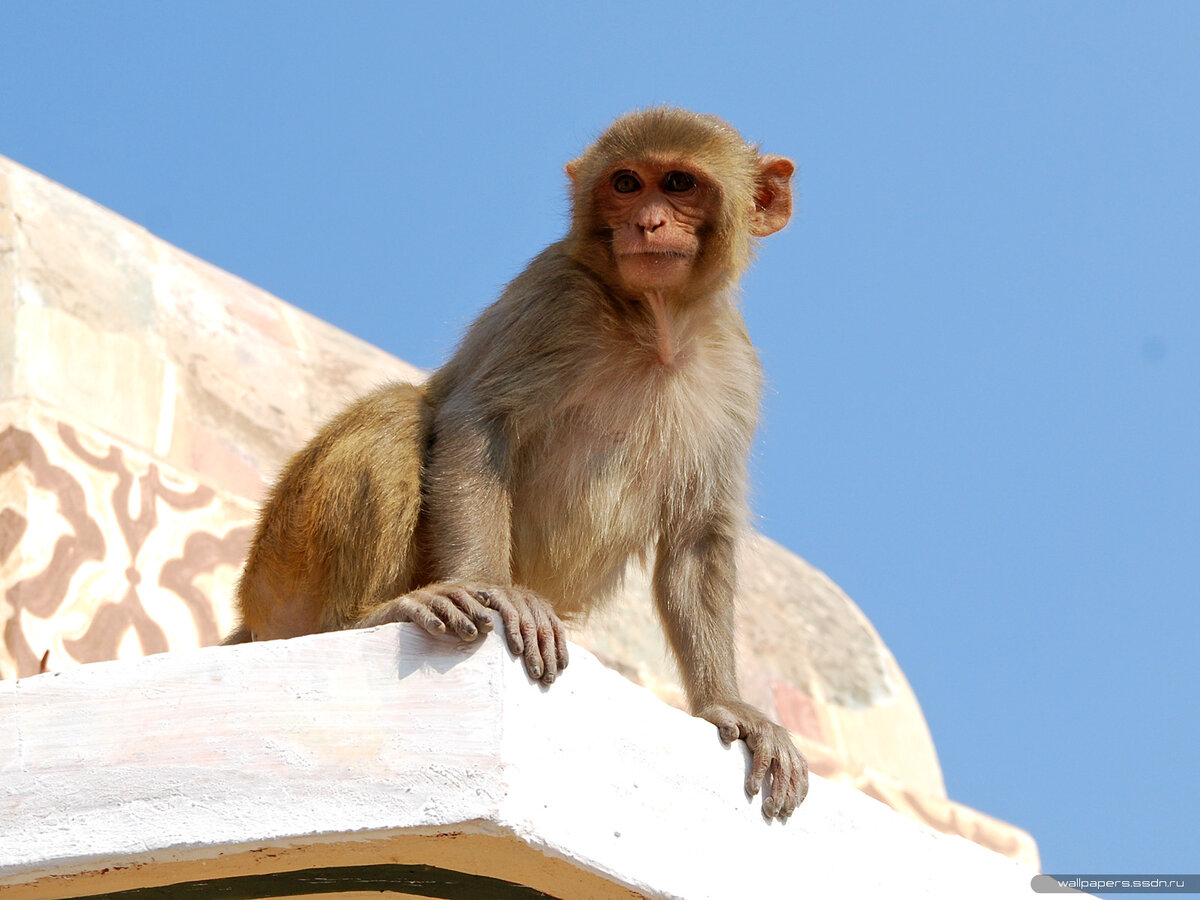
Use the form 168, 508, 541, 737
357, 584, 567, 685
472, 585, 569, 686
356, 583, 496, 645
699, 700, 809, 819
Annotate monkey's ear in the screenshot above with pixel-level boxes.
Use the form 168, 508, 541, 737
565, 159, 581, 185
750, 155, 795, 237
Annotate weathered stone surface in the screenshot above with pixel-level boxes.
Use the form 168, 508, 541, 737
0, 155, 421, 499
0, 624, 1039, 900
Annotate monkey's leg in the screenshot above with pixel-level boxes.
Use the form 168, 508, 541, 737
355, 582, 568, 685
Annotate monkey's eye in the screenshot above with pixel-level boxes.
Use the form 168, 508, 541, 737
612, 171, 642, 194
662, 171, 696, 193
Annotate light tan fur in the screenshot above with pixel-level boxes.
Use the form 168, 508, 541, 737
229, 108, 807, 817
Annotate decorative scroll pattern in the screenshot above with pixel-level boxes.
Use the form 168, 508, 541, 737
0, 420, 254, 679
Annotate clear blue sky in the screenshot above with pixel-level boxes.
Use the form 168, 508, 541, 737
4, 1, 1197, 884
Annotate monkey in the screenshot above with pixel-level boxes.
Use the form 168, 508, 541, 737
227, 107, 807, 818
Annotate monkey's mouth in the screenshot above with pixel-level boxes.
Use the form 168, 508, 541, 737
616, 250, 691, 262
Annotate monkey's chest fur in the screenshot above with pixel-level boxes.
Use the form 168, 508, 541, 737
507, 317, 759, 617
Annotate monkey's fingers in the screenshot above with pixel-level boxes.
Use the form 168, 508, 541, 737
780, 749, 809, 818
745, 733, 771, 800
753, 732, 808, 819
471, 587, 566, 685
518, 590, 570, 684
443, 586, 495, 635
700, 706, 745, 746
531, 601, 566, 684
517, 603, 547, 682
426, 591, 485, 641
550, 613, 569, 673
391, 594, 450, 635
473, 588, 526, 658
519, 589, 568, 682
763, 756, 788, 819
358, 590, 484, 643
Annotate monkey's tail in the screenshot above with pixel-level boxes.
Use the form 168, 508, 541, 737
220, 624, 253, 645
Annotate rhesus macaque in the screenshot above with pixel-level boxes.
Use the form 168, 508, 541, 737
228, 108, 807, 817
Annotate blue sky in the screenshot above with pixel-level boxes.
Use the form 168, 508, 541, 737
4, 1, 1197, 884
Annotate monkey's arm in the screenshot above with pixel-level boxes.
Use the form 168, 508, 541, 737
418, 399, 569, 684
366, 266, 587, 684
652, 521, 809, 819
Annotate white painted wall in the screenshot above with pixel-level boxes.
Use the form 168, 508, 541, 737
0, 622, 1039, 898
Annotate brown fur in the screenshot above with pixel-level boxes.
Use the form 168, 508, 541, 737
229, 108, 807, 817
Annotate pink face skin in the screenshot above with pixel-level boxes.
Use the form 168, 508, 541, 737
597, 162, 710, 296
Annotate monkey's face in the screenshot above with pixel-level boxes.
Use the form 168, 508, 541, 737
595, 161, 713, 295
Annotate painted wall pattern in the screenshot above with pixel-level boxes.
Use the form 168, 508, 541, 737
0, 415, 253, 680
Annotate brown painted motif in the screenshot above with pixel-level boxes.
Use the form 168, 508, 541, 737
1, 422, 252, 678
1, 424, 106, 675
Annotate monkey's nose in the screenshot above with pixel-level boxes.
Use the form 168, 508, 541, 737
636, 204, 669, 233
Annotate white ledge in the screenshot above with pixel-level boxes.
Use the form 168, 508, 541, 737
0, 623, 1035, 899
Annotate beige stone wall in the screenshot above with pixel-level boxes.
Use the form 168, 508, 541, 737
0, 153, 419, 682
0, 156, 422, 501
